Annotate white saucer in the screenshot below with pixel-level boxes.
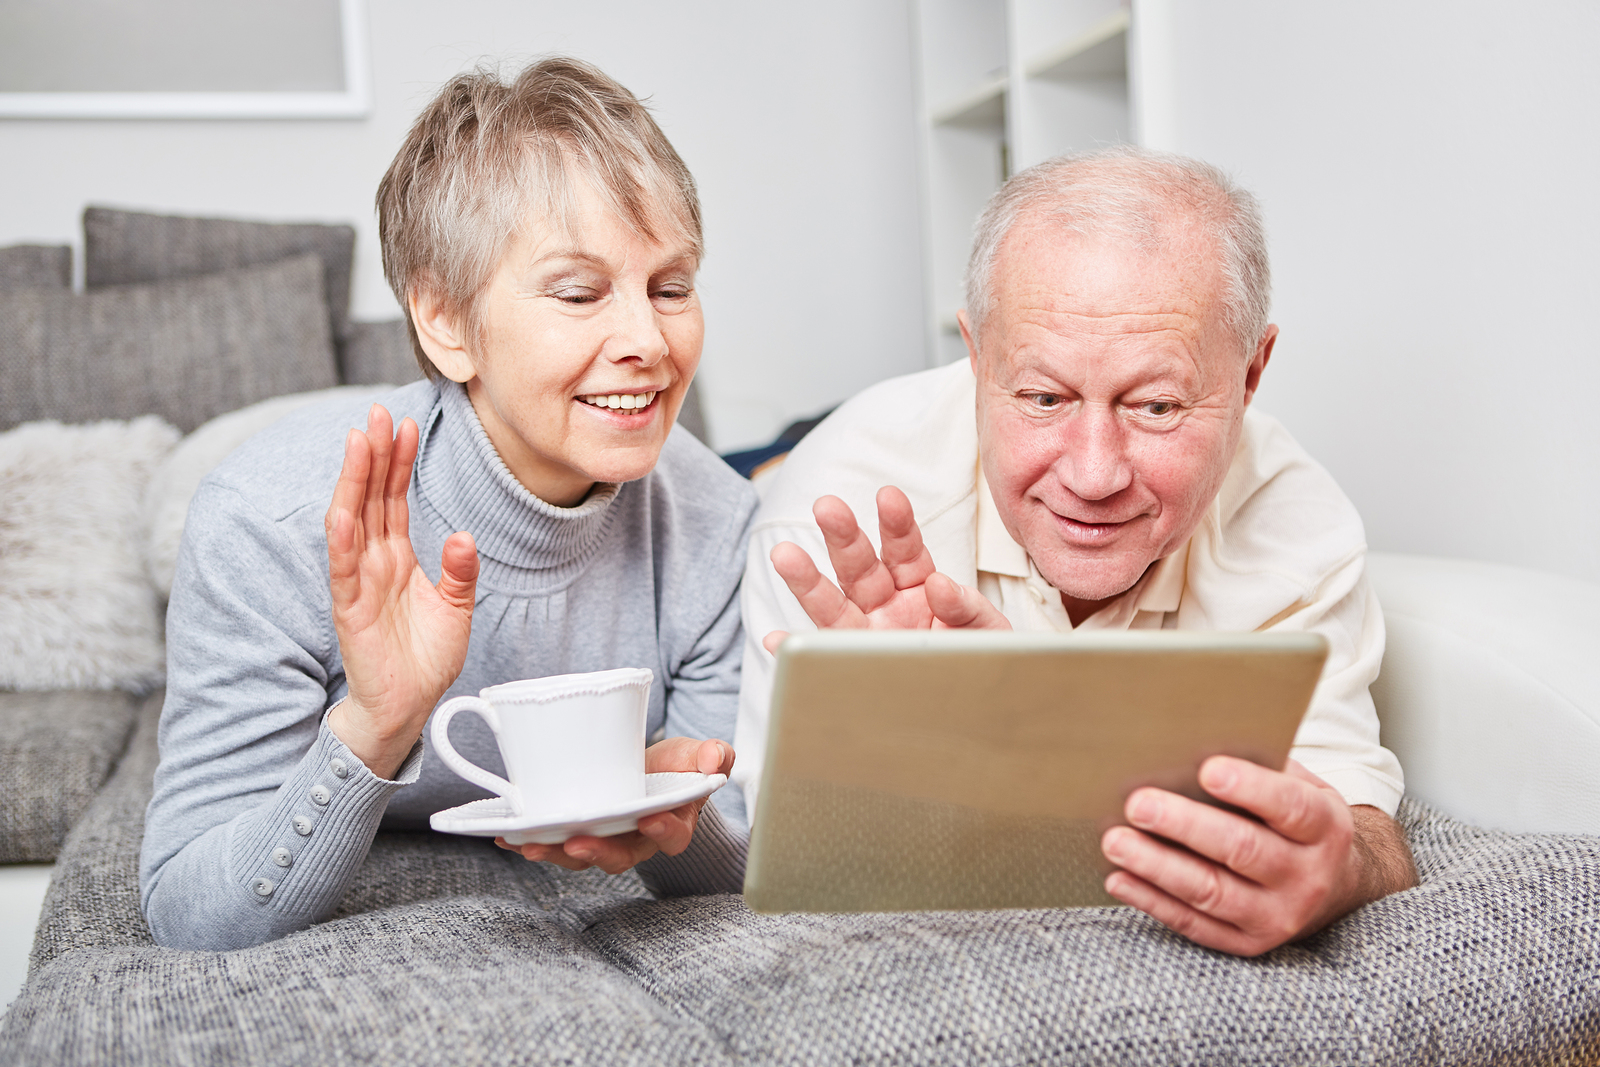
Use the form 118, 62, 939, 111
429, 772, 727, 846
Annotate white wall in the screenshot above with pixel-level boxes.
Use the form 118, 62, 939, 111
0, 1, 928, 451
1135, 0, 1600, 582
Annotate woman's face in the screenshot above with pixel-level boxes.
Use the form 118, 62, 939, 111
425, 180, 704, 507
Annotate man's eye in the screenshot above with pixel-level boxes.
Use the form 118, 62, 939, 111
1028, 393, 1063, 408
1142, 401, 1177, 416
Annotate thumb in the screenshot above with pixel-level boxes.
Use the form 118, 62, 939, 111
697, 738, 735, 777
762, 630, 789, 655
437, 531, 480, 611
925, 573, 1011, 629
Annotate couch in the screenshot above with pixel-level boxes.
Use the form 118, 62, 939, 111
1, 211, 1597, 1065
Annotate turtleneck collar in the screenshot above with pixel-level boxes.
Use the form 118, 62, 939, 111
413, 380, 621, 594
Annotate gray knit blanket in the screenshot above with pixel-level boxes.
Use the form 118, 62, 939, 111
2, 694, 1596, 1066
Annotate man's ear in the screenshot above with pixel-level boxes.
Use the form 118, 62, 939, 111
957, 309, 981, 374
1243, 324, 1278, 406
409, 289, 477, 384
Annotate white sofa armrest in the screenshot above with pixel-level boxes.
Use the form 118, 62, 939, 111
1367, 552, 1600, 835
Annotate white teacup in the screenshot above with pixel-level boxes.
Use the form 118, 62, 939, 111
430, 668, 652, 818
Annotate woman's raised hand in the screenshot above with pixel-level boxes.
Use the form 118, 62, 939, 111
325, 405, 479, 779
763, 485, 1009, 653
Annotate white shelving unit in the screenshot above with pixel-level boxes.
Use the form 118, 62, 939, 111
912, 0, 1137, 365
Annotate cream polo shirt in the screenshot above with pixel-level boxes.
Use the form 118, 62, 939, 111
735, 360, 1404, 821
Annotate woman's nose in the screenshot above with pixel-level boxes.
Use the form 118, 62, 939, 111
1053, 408, 1134, 501
606, 288, 669, 366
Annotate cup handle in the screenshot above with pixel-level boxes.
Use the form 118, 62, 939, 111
430, 695, 519, 809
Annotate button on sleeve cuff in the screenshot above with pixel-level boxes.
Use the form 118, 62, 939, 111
228, 713, 423, 927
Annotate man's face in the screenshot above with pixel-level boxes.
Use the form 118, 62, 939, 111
967, 219, 1273, 608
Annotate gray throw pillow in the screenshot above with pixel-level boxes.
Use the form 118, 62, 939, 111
83, 205, 355, 346
341, 318, 424, 386
0, 244, 71, 290
0, 254, 338, 433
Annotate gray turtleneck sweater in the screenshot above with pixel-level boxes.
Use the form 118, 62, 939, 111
141, 380, 758, 951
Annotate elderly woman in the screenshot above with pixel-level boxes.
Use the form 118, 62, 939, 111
140, 58, 756, 950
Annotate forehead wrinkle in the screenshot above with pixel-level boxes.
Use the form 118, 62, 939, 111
999, 305, 1216, 397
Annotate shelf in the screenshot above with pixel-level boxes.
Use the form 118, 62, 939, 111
930, 72, 1007, 129
913, 0, 1134, 368
1026, 9, 1128, 82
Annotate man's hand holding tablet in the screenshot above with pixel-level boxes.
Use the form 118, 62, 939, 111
766, 488, 1416, 957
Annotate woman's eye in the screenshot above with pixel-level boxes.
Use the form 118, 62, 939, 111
553, 288, 600, 304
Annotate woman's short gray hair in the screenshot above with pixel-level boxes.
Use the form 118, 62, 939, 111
377, 57, 703, 378
963, 146, 1270, 356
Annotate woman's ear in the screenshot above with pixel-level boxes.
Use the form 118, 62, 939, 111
409, 289, 477, 384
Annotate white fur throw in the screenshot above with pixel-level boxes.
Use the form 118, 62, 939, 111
142, 385, 391, 599
0, 417, 180, 691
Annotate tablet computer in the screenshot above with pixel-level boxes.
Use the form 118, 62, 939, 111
744, 628, 1327, 914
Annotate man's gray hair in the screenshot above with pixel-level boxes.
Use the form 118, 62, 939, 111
963, 146, 1271, 355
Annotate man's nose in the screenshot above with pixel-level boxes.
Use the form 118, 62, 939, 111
1054, 406, 1134, 501
606, 288, 669, 367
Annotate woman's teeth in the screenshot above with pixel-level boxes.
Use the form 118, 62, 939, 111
579, 391, 657, 410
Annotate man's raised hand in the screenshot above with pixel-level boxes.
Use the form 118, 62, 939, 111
764, 486, 1008, 653
325, 404, 480, 779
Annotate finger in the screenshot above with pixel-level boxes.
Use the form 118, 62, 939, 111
361, 405, 395, 540
1101, 823, 1267, 927
1121, 786, 1298, 886
644, 737, 733, 777
436, 531, 479, 612
699, 738, 735, 777
771, 541, 862, 630
812, 496, 897, 612
1198, 756, 1340, 846
526, 845, 596, 871
382, 416, 420, 539
762, 630, 789, 655
1103, 869, 1266, 957
925, 572, 1012, 630
563, 832, 659, 875
875, 486, 936, 590
637, 804, 699, 856
326, 429, 370, 605
499, 839, 571, 865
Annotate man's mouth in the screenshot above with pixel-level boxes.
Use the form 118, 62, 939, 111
577, 390, 658, 412
1054, 514, 1134, 542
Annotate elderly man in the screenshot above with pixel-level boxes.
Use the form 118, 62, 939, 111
734, 146, 1418, 958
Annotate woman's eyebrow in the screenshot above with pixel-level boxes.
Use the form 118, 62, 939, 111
530, 248, 609, 270
528, 248, 698, 274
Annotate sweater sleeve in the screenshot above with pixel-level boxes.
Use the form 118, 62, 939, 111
632, 463, 758, 896
139, 481, 416, 950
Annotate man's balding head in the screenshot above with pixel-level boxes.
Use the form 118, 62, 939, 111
963, 147, 1271, 361
960, 148, 1279, 622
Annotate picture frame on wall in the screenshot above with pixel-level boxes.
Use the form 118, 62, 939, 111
0, 0, 369, 119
